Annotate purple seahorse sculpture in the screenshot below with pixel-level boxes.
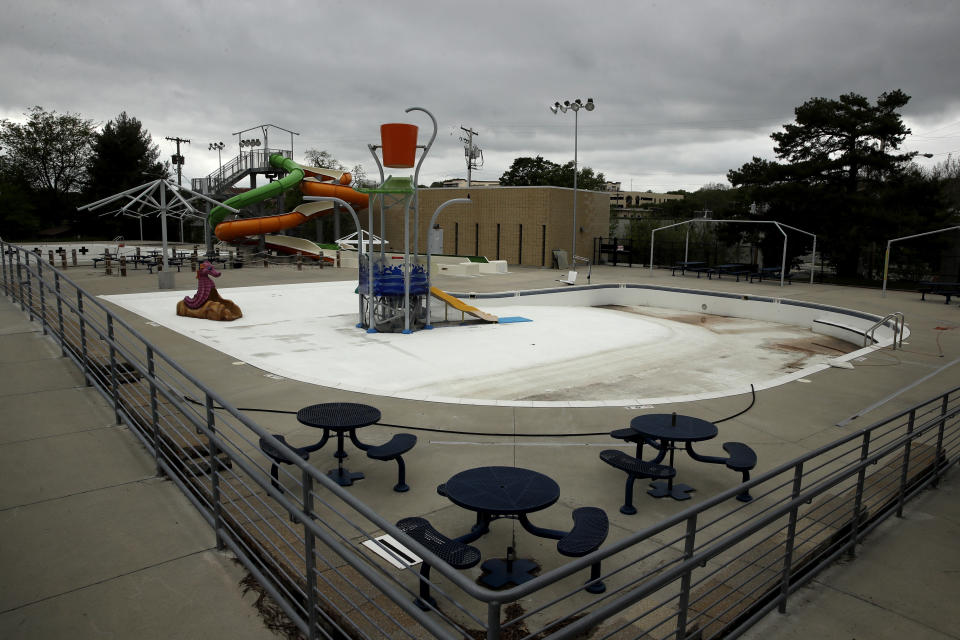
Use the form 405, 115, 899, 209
183, 261, 221, 309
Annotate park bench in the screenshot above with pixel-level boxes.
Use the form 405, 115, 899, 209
395, 516, 481, 610
749, 267, 793, 284
918, 280, 960, 304
557, 506, 609, 594
600, 449, 677, 515
684, 441, 758, 502
365, 433, 417, 492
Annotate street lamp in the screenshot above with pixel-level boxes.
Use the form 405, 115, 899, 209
550, 97, 595, 264
208, 141, 225, 186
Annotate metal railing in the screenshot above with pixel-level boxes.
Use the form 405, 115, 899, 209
2, 237, 958, 640
190, 149, 292, 195
864, 312, 905, 349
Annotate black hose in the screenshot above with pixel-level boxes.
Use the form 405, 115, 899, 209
183, 384, 757, 437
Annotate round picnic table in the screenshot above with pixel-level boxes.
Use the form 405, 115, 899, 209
296, 402, 381, 486
443, 466, 562, 589
630, 413, 718, 500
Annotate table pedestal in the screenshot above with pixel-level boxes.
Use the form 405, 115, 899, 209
328, 467, 364, 486
648, 480, 695, 501
479, 557, 539, 589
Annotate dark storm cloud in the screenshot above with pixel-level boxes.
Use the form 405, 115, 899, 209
2, 0, 958, 191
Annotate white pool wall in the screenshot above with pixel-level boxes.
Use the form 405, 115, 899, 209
454, 284, 904, 354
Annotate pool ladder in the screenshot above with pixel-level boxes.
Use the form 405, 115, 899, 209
864, 312, 905, 349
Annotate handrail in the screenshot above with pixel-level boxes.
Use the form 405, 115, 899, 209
864, 311, 905, 348
1, 237, 956, 640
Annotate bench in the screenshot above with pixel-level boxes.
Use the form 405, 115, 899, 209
146, 257, 184, 274
722, 442, 757, 502
395, 517, 481, 611
366, 433, 417, 492
749, 267, 793, 284
683, 440, 757, 502
259, 434, 311, 495
600, 449, 676, 515
557, 506, 609, 594
918, 281, 960, 304
609, 427, 663, 461
711, 264, 756, 282
671, 261, 706, 276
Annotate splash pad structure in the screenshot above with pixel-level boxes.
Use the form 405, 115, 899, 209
347, 108, 470, 334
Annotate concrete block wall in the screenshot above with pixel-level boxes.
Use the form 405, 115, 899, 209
369, 186, 609, 267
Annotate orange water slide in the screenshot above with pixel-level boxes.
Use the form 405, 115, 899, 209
213, 202, 332, 241
212, 162, 370, 242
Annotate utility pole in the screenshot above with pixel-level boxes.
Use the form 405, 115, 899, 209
165, 136, 191, 186
459, 126, 482, 187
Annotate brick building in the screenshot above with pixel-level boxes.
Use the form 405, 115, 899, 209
366, 186, 609, 267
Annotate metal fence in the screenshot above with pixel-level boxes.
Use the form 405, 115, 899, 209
2, 237, 958, 640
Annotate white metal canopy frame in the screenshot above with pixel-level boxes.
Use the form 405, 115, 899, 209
77, 179, 239, 287
649, 219, 818, 287
882, 225, 960, 297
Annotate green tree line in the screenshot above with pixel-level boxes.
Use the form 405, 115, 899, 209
1, 106, 166, 240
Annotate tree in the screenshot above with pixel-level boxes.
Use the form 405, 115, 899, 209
727, 90, 947, 278
304, 149, 345, 171
499, 155, 606, 190
0, 106, 97, 232
85, 111, 165, 199
82, 112, 167, 237
499, 155, 559, 186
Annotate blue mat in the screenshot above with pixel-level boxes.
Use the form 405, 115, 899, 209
497, 316, 532, 324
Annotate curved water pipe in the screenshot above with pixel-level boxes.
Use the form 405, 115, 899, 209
425, 197, 472, 329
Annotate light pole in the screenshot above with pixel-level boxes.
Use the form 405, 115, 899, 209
208, 141, 225, 186
551, 97, 595, 265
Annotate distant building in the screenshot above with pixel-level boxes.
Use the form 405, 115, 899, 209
609, 189, 684, 209
439, 179, 501, 188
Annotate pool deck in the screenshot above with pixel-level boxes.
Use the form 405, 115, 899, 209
1, 257, 958, 638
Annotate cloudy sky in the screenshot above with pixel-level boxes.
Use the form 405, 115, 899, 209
3, 0, 959, 192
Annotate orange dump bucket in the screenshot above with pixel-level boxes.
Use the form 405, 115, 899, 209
381, 123, 418, 168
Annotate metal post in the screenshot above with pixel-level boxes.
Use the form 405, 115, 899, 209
778, 462, 804, 613
403, 198, 411, 334
77, 290, 91, 386
425, 198, 471, 328
810, 235, 817, 285
896, 410, 915, 517
108, 316, 120, 424
206, 392, 225, 550
675, 514, 698, 638
26, 251, 35, 319
0, 240, 6, 295
55, 272, 66, 357
571, 108, 579, 264
849, 431, 872, 557
486, 602, 501, 640
933, 395, 948, 487
881, 241, 891, 298
37, 257, 47, 335
302, 469, 319, 640
684, 227, 690, 264
148, 347, 162, 476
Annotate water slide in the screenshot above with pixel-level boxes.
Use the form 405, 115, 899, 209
429, 287, 498, 323
209, 153, 369, 248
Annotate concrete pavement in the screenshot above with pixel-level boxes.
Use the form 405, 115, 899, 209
0, 298, 275, 639
1, 254, 958, 639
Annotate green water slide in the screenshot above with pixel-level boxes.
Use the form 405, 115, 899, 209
208, 153, 304, 230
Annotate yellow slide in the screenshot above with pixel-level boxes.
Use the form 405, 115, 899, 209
429, 287, 498, 323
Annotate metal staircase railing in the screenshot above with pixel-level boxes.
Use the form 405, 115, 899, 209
190, 148, 292, 195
